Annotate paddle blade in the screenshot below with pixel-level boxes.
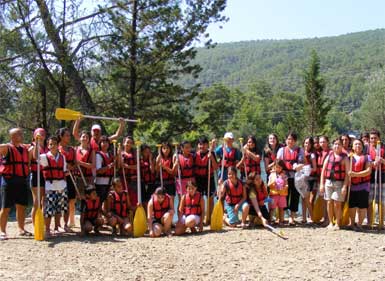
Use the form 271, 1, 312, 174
312, 196, 323, 223
370, 201, 376, 227
55, 108, 82, 121
34, 208, 45, 241
133, 206, 147, 237
341, 202, 350, 226
210, 200, 223, 231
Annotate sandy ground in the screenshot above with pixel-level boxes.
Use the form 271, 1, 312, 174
1, 219, 385, 281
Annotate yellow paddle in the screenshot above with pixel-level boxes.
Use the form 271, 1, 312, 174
341, 153, 353, 226
211, 138, 225, 231
34, 136, 44, 241
55, 108, 139, 122
312, 195, 323, 223
133, 140, 147, 237
377, 141, 383, 229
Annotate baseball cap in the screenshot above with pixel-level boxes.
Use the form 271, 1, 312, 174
91, 124, 101, 131
224, 132, 234, 139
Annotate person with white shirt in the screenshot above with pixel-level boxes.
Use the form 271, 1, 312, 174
37, 136, 68, 238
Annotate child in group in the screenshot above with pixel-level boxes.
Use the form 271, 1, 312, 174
174, 141, 194, 198
246, 172, 269, 226
105, 178, 133, 236
155, 142, 176, 208
147, 187, 174, 237
219, 166, 249, 228
237, 135, 261, 183
95, 136, 114, 205
38, 136, 68, 238
140, 144, 156, 207
302, 136, 317, 223
80, 186, 103, 236
320, 137, 350, 230
268, 160, 288, 225
75, 130, 96, 188
193, 137, 217, 224
119, 136, 138, 205
175, 181, 204, 235
28, 128, 48, 228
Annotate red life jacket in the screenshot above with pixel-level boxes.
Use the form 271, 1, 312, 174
152, 194, 171, 220
222, 147, 237, 168
264, 144, 283, 167
90, 137, 100, 151
121, 150, 137, 178
30, 143, 49, 172
97, 151, 114, 177
178, 154, 194, 178
83, 198, 100, 220
244, 154, 261, 175
248, 182, 268, 206
76, 147, 93, 177
141, 158, 155, 184
304, 150, 317, 176
160, 157, 173, 181
59, 145, 76, 165
184, 192, 202, 216
194, 151, 213, 177
42, 153, 65, 183
369, 144, 385, 172
351, 155, 371, 184
317, 149, 330, 176
0, 144, 29, 178
324, 151, 347, 181
111, 191, 128, 217
282, 146, 300, 171
224, 179, 243, 205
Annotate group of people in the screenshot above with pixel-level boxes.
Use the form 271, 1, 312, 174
0, 118, 384, 240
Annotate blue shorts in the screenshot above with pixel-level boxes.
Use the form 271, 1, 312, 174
224, 201, 249, 225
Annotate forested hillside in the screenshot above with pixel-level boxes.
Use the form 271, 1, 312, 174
189, 29, 385, 105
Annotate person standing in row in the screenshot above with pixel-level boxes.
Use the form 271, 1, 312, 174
0, 128, 31, 240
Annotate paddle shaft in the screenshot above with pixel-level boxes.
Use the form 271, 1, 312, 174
68, 170, 82, 198
83, 114, 138, 123
36, 138, 41, 209
136, 143, 142, 204
207, 146, 211, 219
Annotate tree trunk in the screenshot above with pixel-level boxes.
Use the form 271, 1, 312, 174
40, 82, 47, 130
35, 0, 96, 113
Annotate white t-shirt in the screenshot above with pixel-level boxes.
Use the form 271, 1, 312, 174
39, 152, 67, 191
95, 152, 112, 185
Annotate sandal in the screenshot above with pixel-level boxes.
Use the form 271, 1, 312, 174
19, 230, 33, 237
0, 232, 8, 241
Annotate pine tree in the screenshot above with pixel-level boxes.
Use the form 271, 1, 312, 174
303, 50, 330, 136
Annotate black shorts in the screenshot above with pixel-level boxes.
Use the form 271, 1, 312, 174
66, 175, 77, 200
249, 204, 269, 220
162, 181, 176, 197
349, 189, 369, 209
30, 171, 45, 188
141, 183, 155, 203
195, 176, 216, 196
95, 184, 110, 204
1, 176, 29, 208
307, 178, 317, 192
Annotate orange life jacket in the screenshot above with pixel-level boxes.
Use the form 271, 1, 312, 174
59, 145, 76, 164
0, 144, 29, 178
110, 191, 128, 218
282, 146, 300, 171
324, 151, 347, 181
224, 179, 243, 205
222, 147, 237, 168
178, 154, 194, 178
42, 153, 65, 183
152, 194, 171, 220
160, 157, 173, 181
122, 150, 136, 178
317, 149, 330, 176
83, 198, 100, 220
97, 151, 114, 177
141, 158, 155, 184
184, 192, 202, 216
351, 155, 370, 185
76, 147, 93, 177
193, 151, 214, 177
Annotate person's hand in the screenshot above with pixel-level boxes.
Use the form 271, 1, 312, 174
261, 217, 268, 226
294, 164, 304, 172
341, 186, 347, 198
234, 204, 239, 214
319, 185, 325, 195
118, 117, 125, 124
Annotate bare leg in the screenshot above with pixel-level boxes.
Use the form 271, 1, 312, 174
348, 208, 356, 227
241, 204, 250, 224
15, 204, 26, 233
326, 200, 334, 228
334, 201, 342, 227
0, 208, 10, 233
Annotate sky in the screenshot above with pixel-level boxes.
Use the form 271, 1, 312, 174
207, 0, 385, 43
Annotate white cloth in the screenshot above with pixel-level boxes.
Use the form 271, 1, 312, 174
95, 153, 112, 185
39, 152, 67, 191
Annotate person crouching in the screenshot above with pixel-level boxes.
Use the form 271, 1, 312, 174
147, 187, 174, 237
